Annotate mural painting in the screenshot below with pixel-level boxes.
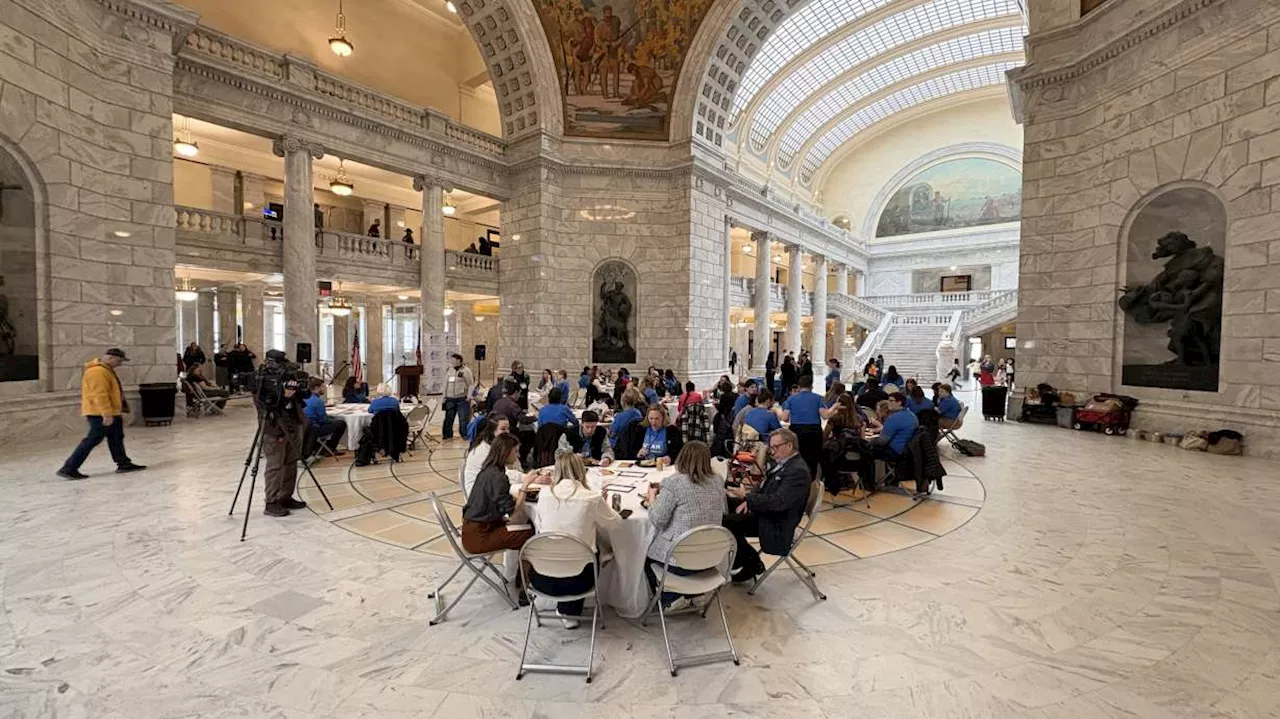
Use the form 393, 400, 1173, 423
534, 0, 716, 140
875, 158, 1022, 238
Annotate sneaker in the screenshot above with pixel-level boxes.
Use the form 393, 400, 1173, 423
263, 503, 290, 517
115, 463, 147, 473
556, 610, 581, 629
515, 590, 530, 607
664, 597, 693, 612
282, 498, 308, 510
57, 468, 88, 480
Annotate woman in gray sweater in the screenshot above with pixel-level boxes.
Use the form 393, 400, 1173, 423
642, 441, 727, 609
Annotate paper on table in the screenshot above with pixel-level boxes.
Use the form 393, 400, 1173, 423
618, 470, 648, 479
604, 483, 636, 493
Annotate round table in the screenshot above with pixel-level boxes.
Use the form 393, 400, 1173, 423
520, 462, 677, 619
327, 402, 416, 450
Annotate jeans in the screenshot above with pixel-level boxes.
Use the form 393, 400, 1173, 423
62, 415, 131, 472
313, 419, 348, 453
441, 397, 471, 439
528, 565, 595, 616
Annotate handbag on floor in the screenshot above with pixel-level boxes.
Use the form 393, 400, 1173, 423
953, 439, 986, 457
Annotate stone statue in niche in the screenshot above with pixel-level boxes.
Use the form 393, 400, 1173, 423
1118, 231, 1224, 391
593, 261, 636, 364
0, 287, 14, 356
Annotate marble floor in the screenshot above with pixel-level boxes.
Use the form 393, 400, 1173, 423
3, 406, 1280, 718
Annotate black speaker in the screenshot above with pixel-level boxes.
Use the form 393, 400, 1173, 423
474, 344, 487, 361
295, 342, 312, 364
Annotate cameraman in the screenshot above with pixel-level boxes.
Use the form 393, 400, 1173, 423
256, 350, 308, 517
303, 377, 348, 456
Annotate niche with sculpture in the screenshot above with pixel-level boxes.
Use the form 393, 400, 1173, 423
592, 260, 637, 364
1118, 186, 1224, 392
0, 146, 38, 382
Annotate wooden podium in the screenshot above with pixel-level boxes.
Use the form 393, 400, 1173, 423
395, 364, 423, 398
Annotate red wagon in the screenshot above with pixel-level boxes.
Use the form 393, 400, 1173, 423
1072, 394, 1139, 436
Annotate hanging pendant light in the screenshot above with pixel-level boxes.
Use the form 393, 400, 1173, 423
173, 115, 199, 157
445, 1, 458, 12
328, 282, 353, 317
175, 269, 198, 302
329, 159, 354, 196
329, 0, 353, 56
441, 189, 457, 216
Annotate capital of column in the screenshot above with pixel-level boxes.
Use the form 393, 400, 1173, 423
412, 175, 449, 192
271, 136, 325, 159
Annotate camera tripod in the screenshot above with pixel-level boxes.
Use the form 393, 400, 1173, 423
229, 412, 334, 541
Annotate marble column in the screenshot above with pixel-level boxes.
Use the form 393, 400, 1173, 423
414, 176, 446, 393
196, 291, 215, 352
180, 299, 197, 348
216, 287, 238, 347
751, 231, 771, 373
855, 270, 866, 297
833, 263, 848, 356
811, 255, 828, 370
366, 299, 385, 387
333, 311, 350, 381
272, 136, 325, 366
241, 284, 264, 352
722, 217, 734, 372
786, 245, 803, 357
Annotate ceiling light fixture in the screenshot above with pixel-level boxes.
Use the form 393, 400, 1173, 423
443, 302, 455, 317
109, 309, 124, 317
445, 0, 458, 12
173, 115, 199, 157
328, 282, 352, 317
112, 230, 131, 238
175, 270, 198, 302
329, 159, 354, 196
442, 190, 457, 216
329, 0, 353, 56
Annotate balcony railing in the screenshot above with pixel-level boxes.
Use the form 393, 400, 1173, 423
827, 292, 887, 328
175, 206, 281, 246
961, 289, 1019, 333
317, 230, 419, 270
445, 250, 497, 275
730, 278, 813, 314
864, 290, 1003, 310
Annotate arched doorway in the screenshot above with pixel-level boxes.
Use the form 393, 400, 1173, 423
0, 144, 38, 383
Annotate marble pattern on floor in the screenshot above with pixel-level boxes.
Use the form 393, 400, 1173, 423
3, 405, 1280, 718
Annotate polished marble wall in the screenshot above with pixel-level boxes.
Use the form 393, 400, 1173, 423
1014, 0, 1280, 456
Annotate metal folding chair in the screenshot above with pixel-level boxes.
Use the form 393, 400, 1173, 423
641, 525, 739, 676
749, 481, 827, 601
516, 533, 605, 683
426, 493, 518, 625
939, 403, 969, 448
407, 398, 442, 451
182, 377, 224, 418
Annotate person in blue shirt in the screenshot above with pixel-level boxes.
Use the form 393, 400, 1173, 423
780, 375, 824, 477
905, 385, 930, 414
824, 358, 841, 391
732, 379, 758, 417
642, 378, 660, 406
342, 376, 368, 404
662, 369, 680, 396
870, 393, 917, 459
537, 387, 579, 430
936, 384, 962, 429
609, 388, 646, 448
303, 377, 348, 454
578, 367, 591, 390
881, 365, 905, 391
637, 404, 684, 461
742, 390, 783, 442
554, 369, 572, 405
368, 393, 401, 414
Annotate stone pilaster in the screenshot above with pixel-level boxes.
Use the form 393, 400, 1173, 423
272, 136, 325, 367
751, 231, 772, 373
241, 284, 264, 352
786, 245, 803, 357
241, 173, 269, 217
366, 299, 385, 387
197, 291, 215, 352
414, 176, 446, 336
216, 287, 238, 347
811, 255, 828, 372
833, 263, 848, 357
332, 311, 350, 380
854, 270, 866, 297
180, 300, 197, 348
210, 167, 237, 215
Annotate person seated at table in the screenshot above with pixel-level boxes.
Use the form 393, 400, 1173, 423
821, 401, 874, 495
492, 380, 531, 431
631, 404, 684, 462
184, 361, 229, 407
571, 410, 613, 466
676, 381, 703, 417
587, 394, 613, 418
936, 383, 962, 429
711, 391, 737, 458
739, 390, 783, 442
823, 381, 845, 410
663, 369, 680, 397
723, 428, 811, 581
881, 365, 905, 392
483, 372, 506, 410
642, 441, 727, 610
368, 391, 401, 415
608, 387, 646, 450
303, 377, 347, 456
869, 393, 918, 466
537, 368, 555, 392
536, 387, 580, 431
554, 369, 573, 404
732, 379, 757, 417
905, 385, 930, 414
711, 376, 733, 403
856, 377, 889, 412
525, 451, 620, 627
640, 377, 660, 406
463, 416, 518, 497
342, 376, 368, 404
532, 423, 573, 468
461, 434, 540, 600
930, 382, 943, 407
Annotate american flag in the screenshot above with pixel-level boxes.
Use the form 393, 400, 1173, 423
351, 327, 363, 385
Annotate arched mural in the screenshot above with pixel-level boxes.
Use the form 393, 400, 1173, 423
875, 157, 1022, 238
534, 0, 717, 140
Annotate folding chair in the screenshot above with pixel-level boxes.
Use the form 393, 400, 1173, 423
292, 426, 336, 511
939, 403, 969, 449
426, 493, 518, 625
516, 533, 605, 683
182, 377, 224, 418
749, 481, 827, 601
641, 525, 739, 676
404, 405, 430, 453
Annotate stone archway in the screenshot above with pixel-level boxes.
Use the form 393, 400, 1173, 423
0, 137, 43, 385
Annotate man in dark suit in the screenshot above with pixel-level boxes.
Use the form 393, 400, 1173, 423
723, 427, 811, 581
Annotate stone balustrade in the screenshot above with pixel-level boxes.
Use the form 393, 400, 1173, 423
960, 289, 1019, 335
864, 290, 1003, 310
318, 230, 419, 269
445, 250, 498, 275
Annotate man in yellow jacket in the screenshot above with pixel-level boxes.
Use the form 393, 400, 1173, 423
57, 348, 147, 480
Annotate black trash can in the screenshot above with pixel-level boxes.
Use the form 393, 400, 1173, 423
138, 382, 178, 426
981, 385, 1009, 421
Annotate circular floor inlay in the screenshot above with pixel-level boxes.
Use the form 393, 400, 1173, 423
301, 441, 985, 565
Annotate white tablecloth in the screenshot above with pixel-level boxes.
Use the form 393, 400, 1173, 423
328, 402, 416, 450
521, 463, 676, 618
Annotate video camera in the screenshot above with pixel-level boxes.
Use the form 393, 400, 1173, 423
247, 349, 310, 416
